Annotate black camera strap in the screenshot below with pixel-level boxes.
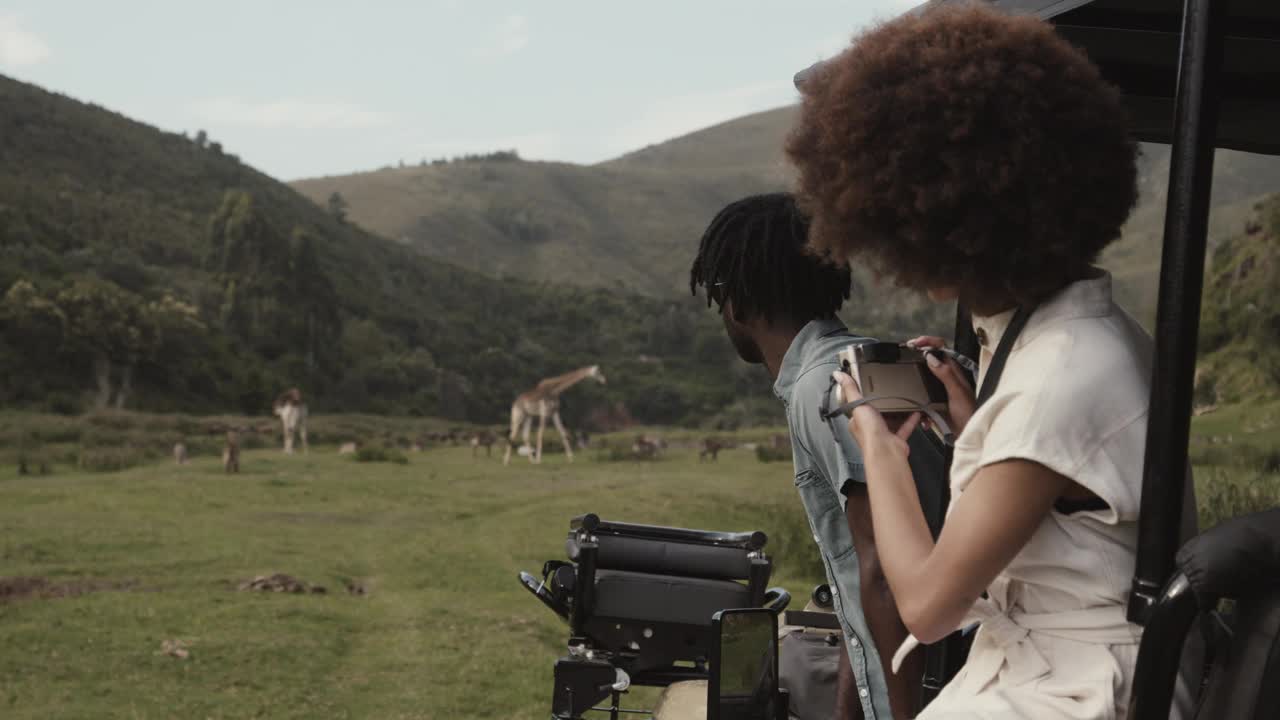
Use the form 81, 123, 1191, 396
918, 304, 1035, 708
974, 305, 1035, 408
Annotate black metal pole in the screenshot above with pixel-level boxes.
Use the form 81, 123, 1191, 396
1128, 575, 1201, 720
1127, 0, 1227, 625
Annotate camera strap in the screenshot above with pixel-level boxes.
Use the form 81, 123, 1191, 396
974, 305, 1035, 408
820, 390, 957, 446
817, 304, 1034, 449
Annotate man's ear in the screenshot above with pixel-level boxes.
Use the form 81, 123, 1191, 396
723, 299, 744, 325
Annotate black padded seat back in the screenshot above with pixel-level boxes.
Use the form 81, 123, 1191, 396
1177, 509, 1280, 600
592, 569, 751, 626
1192, 589, 1280, 720
568, 534, 754, 581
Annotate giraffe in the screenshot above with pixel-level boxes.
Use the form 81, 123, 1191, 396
502, 366, 605, 465
272, 388, 309, 454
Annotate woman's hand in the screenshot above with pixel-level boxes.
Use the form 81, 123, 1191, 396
906, 337, 978, 435
832, 371, 921, 456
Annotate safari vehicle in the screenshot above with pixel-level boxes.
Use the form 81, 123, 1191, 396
522, 0, 1280, 718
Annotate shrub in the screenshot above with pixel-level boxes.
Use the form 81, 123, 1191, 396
760, 501, 826, 581
1196, 467, 1280, 530
353, 446, 408, 464
755, 446, 792, 463
78, 446, 149, 472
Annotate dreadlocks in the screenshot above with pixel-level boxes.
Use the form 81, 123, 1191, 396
689, 193, 851, 325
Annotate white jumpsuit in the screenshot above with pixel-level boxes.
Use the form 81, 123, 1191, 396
906, 273, 1195, 720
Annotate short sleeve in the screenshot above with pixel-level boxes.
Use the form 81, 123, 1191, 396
788, 366, 865, 503
952, 386, 1145, 524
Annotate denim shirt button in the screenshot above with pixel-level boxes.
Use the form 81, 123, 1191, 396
812, 534, 820, 543
849, 636, 859, 648
859, 688, 869, 698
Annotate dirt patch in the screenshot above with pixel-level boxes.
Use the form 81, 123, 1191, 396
237, 573, 327, 594
0, 576, 137, 603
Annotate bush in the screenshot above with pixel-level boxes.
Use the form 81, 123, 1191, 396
1196, 467, 1280, 530
16, 450, 53, 476
759, 501, 825, 581
592, 445, 659, 463
755, 445, 792, 463
79, 446, 150, 472
353, 446, 408, 464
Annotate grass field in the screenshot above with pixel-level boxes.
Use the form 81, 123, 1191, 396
0, 440, 824, 720
2, 409, 1277, 719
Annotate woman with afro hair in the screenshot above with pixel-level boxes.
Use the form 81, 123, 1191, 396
789, 4, 1195, 719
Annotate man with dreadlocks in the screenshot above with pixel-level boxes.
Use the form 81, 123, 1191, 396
691, 192, 945, 720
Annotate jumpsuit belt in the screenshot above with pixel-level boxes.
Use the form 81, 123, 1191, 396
891, 598, 1141, 690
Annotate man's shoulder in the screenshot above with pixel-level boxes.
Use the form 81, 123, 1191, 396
788, 331, 871, 397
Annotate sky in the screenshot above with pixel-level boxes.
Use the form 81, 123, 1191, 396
0, 1, 920, 181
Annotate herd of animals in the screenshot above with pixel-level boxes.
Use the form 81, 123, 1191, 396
168, 367, 780, 473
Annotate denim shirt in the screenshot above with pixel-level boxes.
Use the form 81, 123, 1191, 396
773, 317, 946, 720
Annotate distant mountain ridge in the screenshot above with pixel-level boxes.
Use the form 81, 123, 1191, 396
292, 106, 1280, 330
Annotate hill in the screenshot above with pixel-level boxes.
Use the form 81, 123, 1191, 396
292, 107, 1280, 328
0, 74, 771, 427
1196, 193, 1280, 406
291, 156, 784, 299
602, 106, 798, 179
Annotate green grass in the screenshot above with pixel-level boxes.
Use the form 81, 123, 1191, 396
1191, 399, 1280, 530
0, 443, 823, 719
1, 404, 1276, 719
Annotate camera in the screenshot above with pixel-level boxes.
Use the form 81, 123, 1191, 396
835, 342, 948, 415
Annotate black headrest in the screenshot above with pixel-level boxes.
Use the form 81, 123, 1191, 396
567, 514, 768, 581
1176, 508, 1280, 602
568, 534, 756, 581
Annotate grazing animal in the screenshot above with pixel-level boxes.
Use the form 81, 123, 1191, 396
470, 430, 496, 458
272, 388, 309, 454
222, 431, 241, 473
338, 442, 357, 455
699, 438, 726, 462
173, 443, 189, 465
503, 366, 606, 465
632, 434, 661, 460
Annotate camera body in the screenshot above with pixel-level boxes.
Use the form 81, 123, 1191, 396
836, 342, 948, 415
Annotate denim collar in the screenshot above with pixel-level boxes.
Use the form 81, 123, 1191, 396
772, 317, 848, 403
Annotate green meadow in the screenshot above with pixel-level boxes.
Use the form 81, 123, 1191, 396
1, 407, 1276, 719
0, 437, 825, 720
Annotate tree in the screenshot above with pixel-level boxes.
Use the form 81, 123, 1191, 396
2, 280, 66, 352
287, 227, 341, 372
327, 192, 348, 223
194, 130, 208, 148
54, 277, 155, 409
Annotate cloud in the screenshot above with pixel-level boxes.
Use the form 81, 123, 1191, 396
473, 14, 529, 60
188, 97, 396, 131
0, 14, 51, 67
604, 80, 796, 158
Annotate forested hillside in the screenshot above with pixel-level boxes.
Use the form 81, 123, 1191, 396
0, 74, 780, 427
1196, 193, 1280, 406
